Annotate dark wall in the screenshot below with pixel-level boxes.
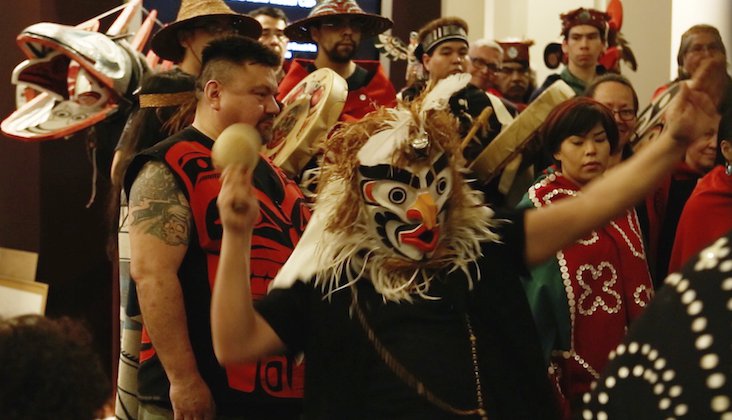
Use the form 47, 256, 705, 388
387, 0, 441, 92
0, 0, 122, 383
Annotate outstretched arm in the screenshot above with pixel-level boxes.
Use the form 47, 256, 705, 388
524, 56, 726, 266
211, 165, 286, 365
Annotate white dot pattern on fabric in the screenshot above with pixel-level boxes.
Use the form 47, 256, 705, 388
691, 317, 707, 332
654, 383, 664, 395
581, 235, 732, 418
666, 273, 682, 286
598, 392, 609, 404
669, 385, 682, 398
701, 354, 719, 370
677, 279, 690, 293
707, 373, 725, 389
654, 358, 666, 370
696, 334, 713, 350
713, 395, 731, 412
687, 301, 703, 315
681, 289, 696, 304
633, 365, 644, 377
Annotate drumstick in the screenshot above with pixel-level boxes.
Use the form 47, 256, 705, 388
211, 123, 262, 171
460, 107, 493, 151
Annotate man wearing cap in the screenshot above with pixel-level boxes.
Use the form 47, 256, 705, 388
466, 39, 504, 97
530, 7, 608, 101
278, 0, 396, 122
402, 17, 516, 207
496, 40, 536, 111
126, 35, 308, 420
249, 7, 289, 82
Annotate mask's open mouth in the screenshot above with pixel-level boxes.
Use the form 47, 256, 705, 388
399, 224, 440, 252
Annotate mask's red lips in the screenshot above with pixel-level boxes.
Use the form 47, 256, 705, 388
399, 224, 440, 252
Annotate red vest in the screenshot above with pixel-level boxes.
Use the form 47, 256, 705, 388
128, 127, 309, 413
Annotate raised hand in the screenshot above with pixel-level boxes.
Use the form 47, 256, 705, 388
664, 55, 726, 146
217, 164, 259, 237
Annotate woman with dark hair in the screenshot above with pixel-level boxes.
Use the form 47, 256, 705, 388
518, 97, 654, 417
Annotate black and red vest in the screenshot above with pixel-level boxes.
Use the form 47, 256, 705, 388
125, 127, 309, 417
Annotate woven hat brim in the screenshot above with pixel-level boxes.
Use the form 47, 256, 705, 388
284, 13, 392, 43
151, 14, 262, 62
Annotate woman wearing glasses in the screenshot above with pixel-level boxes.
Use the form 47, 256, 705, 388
585, 73, 639, 166
518, 97, 654, 418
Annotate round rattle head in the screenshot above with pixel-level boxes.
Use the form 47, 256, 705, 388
212, 123, 262, 171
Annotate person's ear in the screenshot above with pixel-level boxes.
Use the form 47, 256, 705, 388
721, 139, 732, 162
203, 80, 223, 111
310, 26, 321, 44
553, 149, 562, 163
422, 53, 431, 71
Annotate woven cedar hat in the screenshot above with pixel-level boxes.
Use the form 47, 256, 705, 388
151, 0, 262, 62
497, 39, 534, 65
284, 0, 392, 43
560, 7, 610, 38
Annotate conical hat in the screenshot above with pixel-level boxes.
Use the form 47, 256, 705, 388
151, 0, 261, 62
284, 0, 392, 43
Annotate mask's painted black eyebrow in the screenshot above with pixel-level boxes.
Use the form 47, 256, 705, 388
426, 153, 449, 185
358, 164, 420, 188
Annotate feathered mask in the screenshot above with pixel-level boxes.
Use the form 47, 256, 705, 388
271, 74, 500, 302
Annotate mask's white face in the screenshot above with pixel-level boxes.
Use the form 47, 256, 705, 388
358, 152, 453, 261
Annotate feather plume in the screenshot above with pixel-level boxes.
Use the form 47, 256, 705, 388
419, 73, 471, 122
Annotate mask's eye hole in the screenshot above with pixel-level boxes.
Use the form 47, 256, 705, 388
436, 176, 448, 195
388, 187, 406, 204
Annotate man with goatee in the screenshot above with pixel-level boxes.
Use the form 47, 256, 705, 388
278, 0, 396, 121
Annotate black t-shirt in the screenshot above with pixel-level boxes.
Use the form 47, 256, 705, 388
256, 210, 559, 420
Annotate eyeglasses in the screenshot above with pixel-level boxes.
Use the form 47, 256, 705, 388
469, 57, 500, 73
320, 17, 365, 30
609, 108, 636, 122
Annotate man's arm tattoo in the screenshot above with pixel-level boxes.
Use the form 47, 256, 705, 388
129, 161, 192, 246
